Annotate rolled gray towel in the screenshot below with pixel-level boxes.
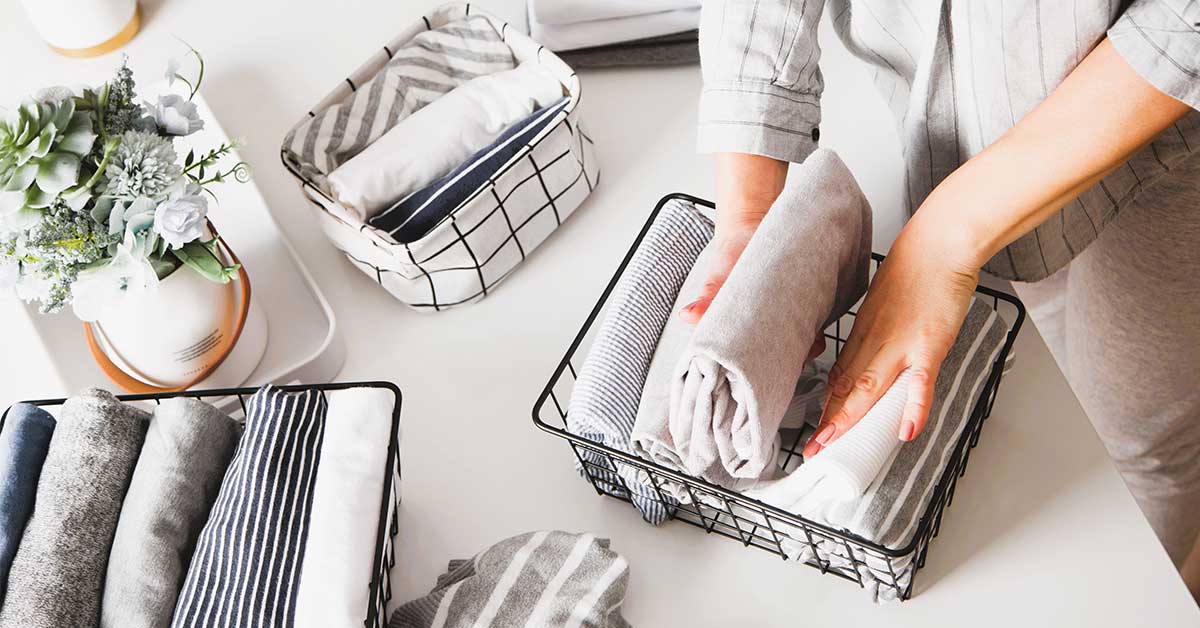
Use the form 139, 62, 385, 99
632, 148, 872, 486
0, 388, 148, 628
101, 397, 240, 628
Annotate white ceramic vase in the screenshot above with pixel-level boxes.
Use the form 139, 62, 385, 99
20, 0, 140, 58
92, 264, 240, 389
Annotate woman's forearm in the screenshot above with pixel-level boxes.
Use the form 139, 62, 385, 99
714, 152, 789, 226
910, 39, 1192, 270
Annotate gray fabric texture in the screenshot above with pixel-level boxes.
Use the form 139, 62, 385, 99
558, 30, 698, 68
565, 198, 714, 524
0, 388, 148, 628
389, 531, 630, 628
100, 397, 240, 628
631, 149, 871, 486
0, 403, 55, 606
1016, 155, 1200, 567
697, 0, 1200, 282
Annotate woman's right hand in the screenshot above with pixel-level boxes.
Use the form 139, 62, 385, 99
680, 152, 789, 324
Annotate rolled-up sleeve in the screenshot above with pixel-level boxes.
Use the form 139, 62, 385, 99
697, 0, 826, 162
1109, 0, 1200, 110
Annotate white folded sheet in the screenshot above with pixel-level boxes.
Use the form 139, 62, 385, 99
293, 387, 397, 628
529, 8, 701, 52
528, 0, 700, 27
327, 62, 563, 219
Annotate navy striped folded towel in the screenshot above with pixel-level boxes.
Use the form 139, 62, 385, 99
369, 97, 570, 242
172, 386, 328, 628
390, 531, 630, 628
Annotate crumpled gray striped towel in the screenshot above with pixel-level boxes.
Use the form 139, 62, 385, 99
0, 388, 148, 628
283, 14, 516, 177
390, 531, 630, 628
750, 298, 1009, 601
565, 198, 714, 524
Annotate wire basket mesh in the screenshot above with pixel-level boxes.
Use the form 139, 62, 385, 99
532, 193, 1025, 600
1, 381, 402, 628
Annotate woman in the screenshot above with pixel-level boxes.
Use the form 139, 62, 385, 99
688, 0, 1200, 592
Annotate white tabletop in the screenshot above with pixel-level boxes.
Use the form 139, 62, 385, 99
1, 1, 1196, 625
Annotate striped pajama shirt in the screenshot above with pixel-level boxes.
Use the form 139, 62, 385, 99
698, 0, 1200, 565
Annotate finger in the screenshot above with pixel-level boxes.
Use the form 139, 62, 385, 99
678, 279, 722, 324
815, 348, 908, 450
899, 362, 941, 441
806, 335, 827, 362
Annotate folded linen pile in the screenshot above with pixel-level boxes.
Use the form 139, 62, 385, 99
631, 149, 872, 490
101, 397, 240, 628
0, 389, 148, 628
0, 403, 55, 605
528, 0, 701, 63
283, 14, 516, 178
390, 531, 630, 628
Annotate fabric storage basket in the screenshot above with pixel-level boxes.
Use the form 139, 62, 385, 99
281, 4, 600, 312
1, 381, 403, 628
533, 193, 1026, 601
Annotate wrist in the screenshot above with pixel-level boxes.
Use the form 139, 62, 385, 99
903, 200, 992, 274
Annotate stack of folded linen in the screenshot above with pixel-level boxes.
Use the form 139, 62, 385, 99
527, 0, 700, 67
0, 383, 401, 626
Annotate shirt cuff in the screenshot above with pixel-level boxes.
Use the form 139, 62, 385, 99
1108, 0, 1200, 111
697, 81, 821, 163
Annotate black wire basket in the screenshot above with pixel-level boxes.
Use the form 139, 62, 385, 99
1, 381, 402, 628
532, 193, 1025, 600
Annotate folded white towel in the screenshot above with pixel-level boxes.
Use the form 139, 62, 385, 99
528, 0, 700, 27
328, 62, 563, 219
293, 387, 396, 628
529, 8, 701, 52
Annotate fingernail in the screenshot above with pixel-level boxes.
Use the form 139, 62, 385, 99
802, 439, 821, 458
899, 421, 915, 441
681, 301, 698, 312
814, 423, 836, 445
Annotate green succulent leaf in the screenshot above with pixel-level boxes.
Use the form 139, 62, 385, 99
172, 239, 238, 284
3, 162, 37, 192
24, 185, 55, 209
57, 113, 95, 156
35, 152, 80, 195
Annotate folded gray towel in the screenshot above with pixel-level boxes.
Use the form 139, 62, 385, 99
0, 403, 56, 605
558, 30, 698, 68
632, 148, 871, 486
390, 531, 630, 628
101, 397, 240, 628
0, 388, 148, 628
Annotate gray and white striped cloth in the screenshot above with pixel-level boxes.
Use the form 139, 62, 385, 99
747, 297, 1009, 601
283, 14, 516, 177
698, 0, 1200, 282
171, 386, 328, 628
565, 198, 714, 524
389, 531, 630, 628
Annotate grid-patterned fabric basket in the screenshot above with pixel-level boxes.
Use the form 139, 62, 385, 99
533, 194, 1026, 600
1, 381, 403, 628
281, 4, 600, 312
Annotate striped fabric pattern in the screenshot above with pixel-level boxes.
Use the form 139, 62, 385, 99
565, 198, 713, 524
369, 97, 571, 242
389, 531, 630, 628
697, 0, 1200, 282
171, 387, 328, 628
283, 14, 515, 176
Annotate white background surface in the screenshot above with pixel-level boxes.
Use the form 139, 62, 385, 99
1, 1, 1197, 626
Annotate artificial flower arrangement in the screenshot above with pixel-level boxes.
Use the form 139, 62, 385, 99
0, 46, 248, 321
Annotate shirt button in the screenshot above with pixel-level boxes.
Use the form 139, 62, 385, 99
811, 127, 820, 142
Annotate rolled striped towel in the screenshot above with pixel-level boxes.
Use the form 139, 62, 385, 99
390, 531, 630, 628
0, 389, 148, 628
171, 386, 328, 628
565, 198, 714, 524
283, 14, 516, 177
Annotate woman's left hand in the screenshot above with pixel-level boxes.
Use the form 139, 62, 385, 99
803, 215, 981, 457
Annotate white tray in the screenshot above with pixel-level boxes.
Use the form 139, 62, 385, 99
24, 92, 345, 390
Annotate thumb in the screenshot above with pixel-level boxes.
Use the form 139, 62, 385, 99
679, 234, 750, 325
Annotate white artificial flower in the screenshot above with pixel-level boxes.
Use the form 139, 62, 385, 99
70, 231, 159, 322
153, 186, 208, 249
0, 258, 18, 292
0, 191, 42, 237
164, 56, 182, 86
12, 266, 51, 304
147, 94, 204, 136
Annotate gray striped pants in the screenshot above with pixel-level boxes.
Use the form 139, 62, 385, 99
1014, 156, 1200, 567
